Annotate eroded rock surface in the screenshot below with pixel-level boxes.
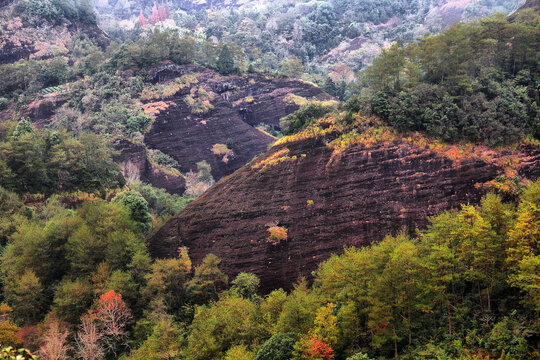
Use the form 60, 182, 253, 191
142, 63, 333, 181
149, 126, 540, 291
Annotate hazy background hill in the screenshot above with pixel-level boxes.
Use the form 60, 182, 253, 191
95, 0, 525, 94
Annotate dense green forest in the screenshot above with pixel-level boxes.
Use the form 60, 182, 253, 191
0, 175, 538, 359
0, 0, 538, 359
359, 11, 540, 146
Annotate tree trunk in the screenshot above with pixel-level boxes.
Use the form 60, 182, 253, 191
486, 286, 491, 312
408, 303, 412, 345
393, 323, 398, 359
447, 302, 452, 337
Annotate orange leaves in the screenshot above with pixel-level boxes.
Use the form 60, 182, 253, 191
294, 335, 335, 360
268, 226, 288, 243
309, 338, 334, 360
141, 101, 170, 117
76, 290, 132, 359
95, 290, 132, 338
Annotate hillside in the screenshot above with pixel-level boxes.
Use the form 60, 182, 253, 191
149, 115, 540, 290
19, 61, 332, 194
149, 4, 540, 289
0, 0, 108, 64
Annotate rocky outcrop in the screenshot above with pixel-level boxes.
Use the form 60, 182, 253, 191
149, 122, 540, 291
113, 139, 186, 194
510, 0, 540, 20
23, 95, 69, 127
142, 63, 333, 182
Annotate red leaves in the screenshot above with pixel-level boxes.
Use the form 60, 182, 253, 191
94, 290, 132, 340
308, 337, 334, 360
76, 290, 132, 359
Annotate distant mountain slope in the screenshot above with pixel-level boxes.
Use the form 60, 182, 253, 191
149, 115, 540, 290
139, 62, 334, 183
0, 0, 108, 64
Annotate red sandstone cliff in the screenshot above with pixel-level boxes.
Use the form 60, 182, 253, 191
149, 117, 540, 291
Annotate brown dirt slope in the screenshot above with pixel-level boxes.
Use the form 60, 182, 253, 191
149, 116, 540, 291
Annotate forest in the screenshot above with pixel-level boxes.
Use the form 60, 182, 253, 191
0, 0, 538, 359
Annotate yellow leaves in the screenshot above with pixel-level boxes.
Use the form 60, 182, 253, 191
283, 94, 338, 108
141, 101, 169, 117
268, 226, 288, 243
184, 87, 215, 114
140, 73, 202, 101
212, 144, 232, 156
328, 127, 396, 154
253, 148, 298, 169
284, 94, 309, 106
233, 96, 255, 106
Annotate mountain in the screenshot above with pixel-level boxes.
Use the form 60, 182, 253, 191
149, 115, 539, 290
149, 4, 540, 290
0, 0, 108, 64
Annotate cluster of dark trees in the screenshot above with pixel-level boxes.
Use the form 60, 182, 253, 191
361, 11, 539, 146
0, 118, 124, 195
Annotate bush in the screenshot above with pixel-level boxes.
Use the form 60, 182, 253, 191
254, 333, 298, 360
280, 103, 335, 135
112, 190, 153, 232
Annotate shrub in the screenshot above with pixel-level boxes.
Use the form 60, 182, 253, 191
268, 226, 288, 243
280, 103, 335, 135
254, 333, 298, 360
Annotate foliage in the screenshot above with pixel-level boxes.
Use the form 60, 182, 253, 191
0, 124, 125, 195
231, 273, 260, 300
185, 161, 215, 198
0, 347, 36, 360
254, 333, 298, 360
361, 13, 540, 146
112, 190, 153, 232
217, 46, 236, 75
268, 226, 288, 243
280, 103, 336, 135
188, 254, 228, 305
184, 294, 257, 360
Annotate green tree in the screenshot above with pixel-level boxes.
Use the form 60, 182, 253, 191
184, 295, 258, 360
188, 254, 228, 304
217, 46, 236, 75
230, 273, 260, 300
112, 190, 153, 232
3, 270, 45, 324
254, 333, 298, 360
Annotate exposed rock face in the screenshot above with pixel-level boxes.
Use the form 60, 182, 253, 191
113, 139, 186, 194
149, 125, 540, 291
23, 95, 69, 127
142, 63, 333, 182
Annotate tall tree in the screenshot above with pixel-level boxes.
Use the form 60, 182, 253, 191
217, 46, 236, 75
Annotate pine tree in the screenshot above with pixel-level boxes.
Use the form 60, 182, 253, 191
217, 46, 236, 75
